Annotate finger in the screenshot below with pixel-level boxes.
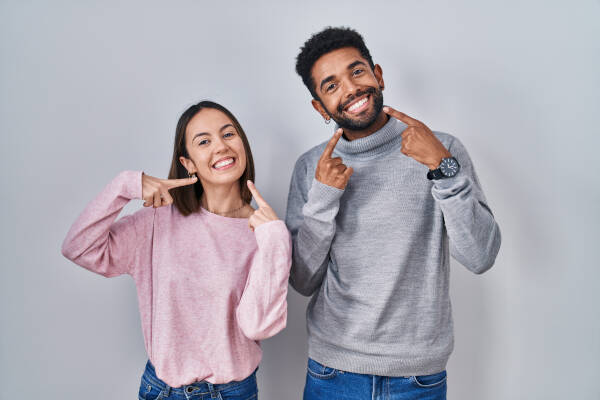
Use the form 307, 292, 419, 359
247, 180, 269, 208
334, 164, 348, 174
342, 166, 354, 181
153, 191, 161, 208
383, 106, 422, 126
320, 128, 343, 161
163, 176, 198, 189
161, 190, 173, 205
328, 157, 343, 166
143, 201, 152, 207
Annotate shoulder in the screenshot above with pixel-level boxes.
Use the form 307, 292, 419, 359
294, 141, 328, 169
432, 131, 458, 147
292, 141, 327, 176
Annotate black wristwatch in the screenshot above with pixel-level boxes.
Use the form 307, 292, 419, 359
427, 156, 460, 180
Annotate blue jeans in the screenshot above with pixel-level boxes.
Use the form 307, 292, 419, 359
139, 361, 258, 400
303, 358, 447, 400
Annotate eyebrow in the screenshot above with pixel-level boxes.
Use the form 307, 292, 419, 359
319, 60, 369, 92
192, 123, 234, 141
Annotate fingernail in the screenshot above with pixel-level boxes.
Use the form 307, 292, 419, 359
383, 106, 389, 112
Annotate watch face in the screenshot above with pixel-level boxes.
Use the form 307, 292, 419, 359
440, 157, 459, 177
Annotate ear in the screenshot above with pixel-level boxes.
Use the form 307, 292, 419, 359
179, 156, 195, 175
373, 64, 385, 90
311, 99, 330, 122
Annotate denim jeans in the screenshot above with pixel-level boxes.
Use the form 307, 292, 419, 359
139, 361, 258, 400
303, 358, 447, 400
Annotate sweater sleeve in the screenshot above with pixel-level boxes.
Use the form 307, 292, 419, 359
285, 157, 345, 296
61, 170, 154, 278
431, 137, 502, 274
236, 220, 292, 341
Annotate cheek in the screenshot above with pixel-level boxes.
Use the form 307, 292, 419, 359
189, 149, 211, 168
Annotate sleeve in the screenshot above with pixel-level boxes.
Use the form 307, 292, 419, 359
431, 137, 502, 274
284, 157, 345, 296
236, 220, 292, 341
61, 170, 154, 278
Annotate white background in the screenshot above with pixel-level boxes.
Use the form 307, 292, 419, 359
1, 1, 599, 399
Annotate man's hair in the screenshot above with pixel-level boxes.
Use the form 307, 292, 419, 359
295, 27, 375, 100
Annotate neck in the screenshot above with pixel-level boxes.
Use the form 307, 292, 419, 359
200, 181, 245, 214
342, 112, 389, 141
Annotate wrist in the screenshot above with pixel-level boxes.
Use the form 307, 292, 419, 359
427, 150, 452, 170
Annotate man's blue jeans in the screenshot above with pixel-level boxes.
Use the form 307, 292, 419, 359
303, 358, 447, 400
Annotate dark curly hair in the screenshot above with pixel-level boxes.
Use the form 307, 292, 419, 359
296, 27, 375, 100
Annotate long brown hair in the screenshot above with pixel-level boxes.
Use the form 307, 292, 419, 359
168, 101, 255, 216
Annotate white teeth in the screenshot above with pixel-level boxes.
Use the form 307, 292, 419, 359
348, 97, 368, 112
214, 158, 234, 168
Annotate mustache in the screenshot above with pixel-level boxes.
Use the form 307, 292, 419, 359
337, 87, 378, 113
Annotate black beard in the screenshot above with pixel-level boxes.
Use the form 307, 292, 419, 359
325, 86, 384, 131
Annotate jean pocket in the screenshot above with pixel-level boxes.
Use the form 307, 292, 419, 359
307, 358, 337, 380
220, 374, 259, 400
411, 370, 447, 388
138, 381, 163, 400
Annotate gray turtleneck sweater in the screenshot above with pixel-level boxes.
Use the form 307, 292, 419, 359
285, 116, 501, 377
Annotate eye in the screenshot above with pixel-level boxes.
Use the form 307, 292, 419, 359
325, 83, 336, 92
223, 132, 235, 139
198, 138, 209, 146
352, 69, 364, 76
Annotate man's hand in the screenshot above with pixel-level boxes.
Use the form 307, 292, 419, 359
315, 128, 354, 189
384, 106, 451, 170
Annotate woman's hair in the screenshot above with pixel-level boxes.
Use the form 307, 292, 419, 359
168, 100, 255, 216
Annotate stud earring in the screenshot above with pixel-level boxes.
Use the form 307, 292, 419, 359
325, 118, 331, 124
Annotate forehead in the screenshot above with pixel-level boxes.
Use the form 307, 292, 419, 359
310, 47, 368, 82
186, 108, 233, 136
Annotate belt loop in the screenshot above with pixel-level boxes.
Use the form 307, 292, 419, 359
163, 384, 171, 397
207, 382, 217, 399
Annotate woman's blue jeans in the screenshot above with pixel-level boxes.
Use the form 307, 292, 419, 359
303, 358, 447, 400
138, 361, 258, 400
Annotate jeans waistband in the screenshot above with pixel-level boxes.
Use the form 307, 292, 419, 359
142, 360, 257, 396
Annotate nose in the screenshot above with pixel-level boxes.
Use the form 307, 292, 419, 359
213, 136, 229, 153
342, 78, 360, 100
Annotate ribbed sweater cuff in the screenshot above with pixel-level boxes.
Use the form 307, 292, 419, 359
305, 178, 344, 209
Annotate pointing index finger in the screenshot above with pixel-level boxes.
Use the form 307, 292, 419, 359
247, 180, 269, 208
383, 106, 422, 126
320, 128, 344, 160
163, 176, 198, 189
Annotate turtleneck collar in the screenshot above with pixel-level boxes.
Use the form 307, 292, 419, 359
333, 116, 407, 160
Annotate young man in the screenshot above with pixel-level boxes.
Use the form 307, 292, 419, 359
285, 27, 501, 400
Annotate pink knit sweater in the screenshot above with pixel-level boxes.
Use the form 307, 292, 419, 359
61, 171, 291, 387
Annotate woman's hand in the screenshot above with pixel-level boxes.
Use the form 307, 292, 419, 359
142, 173, 198, 208
247, 180, 279, 231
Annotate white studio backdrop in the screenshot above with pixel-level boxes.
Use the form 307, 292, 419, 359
1, 1, 599, 399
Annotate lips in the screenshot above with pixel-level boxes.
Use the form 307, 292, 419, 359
212, 157, 235, 170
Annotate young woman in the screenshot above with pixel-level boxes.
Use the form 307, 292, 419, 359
62, 100, 291, 399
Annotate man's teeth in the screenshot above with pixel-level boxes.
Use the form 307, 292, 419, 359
348, 97, 368, 112
214, 158, 234, 168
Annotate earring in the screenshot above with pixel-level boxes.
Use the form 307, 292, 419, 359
325, 118, 331, 124
188, 172, 196, 179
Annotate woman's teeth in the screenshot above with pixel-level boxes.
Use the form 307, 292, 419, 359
347, 97, 368, 112
213, 158, 234, 169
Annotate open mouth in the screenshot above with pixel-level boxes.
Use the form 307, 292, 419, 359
212, 157, 236, 170
344, 95, 370, 115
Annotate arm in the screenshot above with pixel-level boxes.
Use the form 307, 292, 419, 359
236, 221, 292, 341
61, 171, 153, 277
431, 137, 502, 274
285, 157, 345, 296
